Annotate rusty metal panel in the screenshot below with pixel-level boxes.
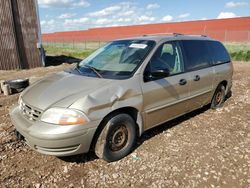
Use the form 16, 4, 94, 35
14, 0, 42, 69
0, 0, 21, 70
0, 0, 42, 70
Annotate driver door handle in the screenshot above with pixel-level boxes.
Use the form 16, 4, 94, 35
179, 79, 187, 85
194, 75, 200, 81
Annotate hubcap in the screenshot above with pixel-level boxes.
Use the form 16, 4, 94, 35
216, 91, 222, 104
108, 125, 128, 152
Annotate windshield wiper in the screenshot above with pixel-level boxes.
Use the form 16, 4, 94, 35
75, 66, 83, 74
82, 65, 103, 78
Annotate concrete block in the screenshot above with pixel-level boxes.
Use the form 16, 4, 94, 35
2, 84, 11, 96
0, 80, 5, 94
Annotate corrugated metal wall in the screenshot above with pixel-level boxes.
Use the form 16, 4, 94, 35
42, 17, 250, 42
0, 0, 42, 70
0, 0, 20, 70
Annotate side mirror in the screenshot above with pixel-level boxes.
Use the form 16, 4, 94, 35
144, 68, 170, 82
151, 69, 170, 78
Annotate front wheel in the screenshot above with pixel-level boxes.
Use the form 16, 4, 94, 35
95, 113, 137, 162
211, 84, 226, 109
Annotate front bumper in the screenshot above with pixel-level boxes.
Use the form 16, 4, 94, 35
10, 105, 99, 157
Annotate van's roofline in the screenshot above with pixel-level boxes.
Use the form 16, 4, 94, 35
114, 33, 217, 42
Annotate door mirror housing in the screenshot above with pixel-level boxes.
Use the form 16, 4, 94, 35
151, 69, 170, 78
144, 68, 170, 82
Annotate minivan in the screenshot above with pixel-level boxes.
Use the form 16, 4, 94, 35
10, 34, 233, 162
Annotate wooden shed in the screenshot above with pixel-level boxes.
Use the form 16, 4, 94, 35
0, 0, 44, 70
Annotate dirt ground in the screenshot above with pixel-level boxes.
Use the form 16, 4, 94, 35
0, 62, 249, 188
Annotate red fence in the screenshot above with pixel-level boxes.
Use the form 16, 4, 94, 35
42, 17, 250, 43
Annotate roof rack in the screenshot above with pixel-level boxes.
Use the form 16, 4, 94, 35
142, 33, 208, 37
187, 34, 208, 37
142, 32, 174, 37
173, 33, 183, 36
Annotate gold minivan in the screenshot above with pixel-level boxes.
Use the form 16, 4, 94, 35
10, 34, 233, 162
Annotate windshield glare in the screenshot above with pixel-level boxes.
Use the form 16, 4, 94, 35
78, 40, 155, 79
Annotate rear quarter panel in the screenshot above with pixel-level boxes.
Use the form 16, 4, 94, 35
212, 62, 233, 94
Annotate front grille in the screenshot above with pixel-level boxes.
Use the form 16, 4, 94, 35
20, 100, 42, 121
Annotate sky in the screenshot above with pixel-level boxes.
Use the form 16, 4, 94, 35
38, 0, 250, 33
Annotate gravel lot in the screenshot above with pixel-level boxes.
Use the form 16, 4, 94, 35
0, 62, 249, 188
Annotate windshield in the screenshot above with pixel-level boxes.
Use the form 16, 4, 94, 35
77, 40, 155, 79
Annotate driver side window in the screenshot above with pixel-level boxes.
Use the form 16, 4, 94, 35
146, 41, 184, 77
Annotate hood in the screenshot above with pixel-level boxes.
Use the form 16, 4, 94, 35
21, 71, 112, 110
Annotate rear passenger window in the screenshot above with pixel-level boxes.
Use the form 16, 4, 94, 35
207, 41, 230, 65
181, 40, 211, 71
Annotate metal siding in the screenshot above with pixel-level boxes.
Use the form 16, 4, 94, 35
15, 0, 41, 69
0, 0, 42, 70
42, 17, 250, 42
0, 0, 21, 70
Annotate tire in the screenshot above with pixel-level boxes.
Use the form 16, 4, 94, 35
15, 130, 24, 140
211, 84, 226, 109
95, 113, 137, 162
225, 89, 232, 99
5, 79, 29, 90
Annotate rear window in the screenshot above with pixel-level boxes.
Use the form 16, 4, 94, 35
181, 40, 212, 71
207, 41, 230, 65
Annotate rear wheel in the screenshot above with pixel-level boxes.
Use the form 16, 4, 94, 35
95, 113, 137, 162
225, 89, 232, 99
211, 84, 226, 109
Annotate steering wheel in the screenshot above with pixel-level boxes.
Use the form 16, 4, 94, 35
156, 58, 173, 72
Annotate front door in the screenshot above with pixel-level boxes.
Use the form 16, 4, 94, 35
141, 41, 191, 130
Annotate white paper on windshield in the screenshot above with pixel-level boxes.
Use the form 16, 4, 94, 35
129, 43, 148, 49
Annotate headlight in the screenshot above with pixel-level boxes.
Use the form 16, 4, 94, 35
40, 108, 89, 125
18, 97, 23, 106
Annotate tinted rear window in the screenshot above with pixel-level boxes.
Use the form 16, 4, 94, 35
181, 40, 212, 71
207, 41, 230, 64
